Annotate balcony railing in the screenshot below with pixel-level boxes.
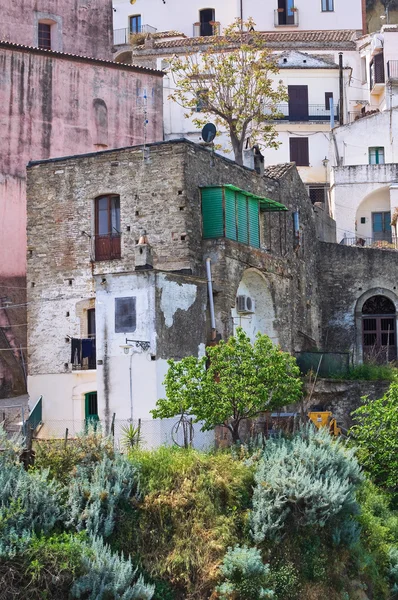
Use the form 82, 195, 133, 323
267, 103, 339, 122
94, 233, 121, 261
113, 25, 157, 45
72, 338, 96, 370
387, 60, 398, 80
274, 8, 299, 26
193, 21, 221, 37
340, 236, 398, 250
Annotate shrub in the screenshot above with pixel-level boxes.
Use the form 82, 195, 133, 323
71, 536, 155, 600
33, 429, 114, 484
251, 426, 363, 543
351, 377, 398, 498
114, 446, 254, 599
216, 545, 274, 599
67, 453, 139, 538
0, 462, 64, 557
268, 562, 300, 600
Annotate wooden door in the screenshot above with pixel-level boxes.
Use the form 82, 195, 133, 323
288, 86, 309, 121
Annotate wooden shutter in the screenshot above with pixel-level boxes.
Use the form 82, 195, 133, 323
237, 193, 249, 244
288, 86, 309, 121
373, 53, 385, 84
201, 188, 223, 238
248, 198, 260, 248
290, 137, 309, 166
225, 188, 237, 241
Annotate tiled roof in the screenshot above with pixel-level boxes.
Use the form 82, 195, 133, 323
137, 29, 359, 51
0, 40, 164, 75
264, 163, 295, 180
151, 30, 186, 39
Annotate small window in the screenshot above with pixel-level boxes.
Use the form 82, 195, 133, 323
289, 137, 309, 166
115, 297, 136, 333
129, 15, 142, 34
321, 0, 334, 11
196, 89, 209, 112
325, 92, 333, 111
199, 8, 215, 36
308, 186, 326, 205
369, 147, 385, 165
38, 22, 51, 49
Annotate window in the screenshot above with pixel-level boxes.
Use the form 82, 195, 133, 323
321, 0, 334, 11
38, 23, 51, 49
199, 9, 215, 36
277, 0, 296, 25
196, 89, 209, 112
115, 297, 136, 333
372, 211, 391, 242
369, 147, 385, 165
308, 186, 327, 205
129, 15, 142, 34
370, 53, 385, 88
95, 195, 121, 261
362, 295, 396, 362
289, 137, 309, 166
288, 85, 309, 121
325, 92, 333, 110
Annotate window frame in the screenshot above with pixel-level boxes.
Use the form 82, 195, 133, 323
368, 147, 385, 165
129, 14, 142, 34
321, 0, 334, 12
38, 22, 52, 50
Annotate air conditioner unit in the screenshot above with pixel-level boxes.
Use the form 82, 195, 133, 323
236, 295, 255, 314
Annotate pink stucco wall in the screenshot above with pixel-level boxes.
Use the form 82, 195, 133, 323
0, 44, 164, 278
1, 0, 113, 60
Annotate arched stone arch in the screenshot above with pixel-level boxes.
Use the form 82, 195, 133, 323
355, 287, 398, 363
114, 50, 133, 64
355, 186, 391, 242
231, 268, 278, 345
93, 99, 108, 147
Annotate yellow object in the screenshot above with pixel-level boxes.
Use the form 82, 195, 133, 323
308, 411, 342, 437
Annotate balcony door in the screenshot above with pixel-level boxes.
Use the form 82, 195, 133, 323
278, 0, 295, 25
199, 9, 215, 36
372, 211, 392, 243
288, 85, 309, 121
95, 195, 121, 261
362, 295, 396, 362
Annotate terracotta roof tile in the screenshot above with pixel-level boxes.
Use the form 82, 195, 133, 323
151, 30, 187, 39
138, 29, 359, 51
264, 163, 295, 179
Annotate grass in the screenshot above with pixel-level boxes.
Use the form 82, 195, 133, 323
329, 363, 397, 381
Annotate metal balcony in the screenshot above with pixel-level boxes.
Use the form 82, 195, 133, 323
340, 236, 398, 250
274, 8, 299, 26
113, 25, 157, 46
267, 103, 339, 122
94, 233, 121, 261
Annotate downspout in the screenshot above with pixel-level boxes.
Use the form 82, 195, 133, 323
206, 258, 216, 341
129, 352, 133, 422
240, 0, 243, 27
339, 53, 344, 126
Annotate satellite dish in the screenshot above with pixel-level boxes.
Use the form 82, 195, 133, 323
201, 123, 217, 144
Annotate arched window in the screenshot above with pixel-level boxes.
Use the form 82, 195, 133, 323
362, 295, 396, 362
199, 9, 215, 36
94, 195, 121, 261
93, 99, 108, 148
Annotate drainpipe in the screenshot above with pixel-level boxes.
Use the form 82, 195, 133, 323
240, 0, 243, 26
129, 352, 133, 422
339, 53, 344, 126
206, 258, 216, 341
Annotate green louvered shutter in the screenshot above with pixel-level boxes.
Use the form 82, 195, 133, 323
225, 188, 237, 241
237, 193, 249, 244
201, 187, 224, 239
248, 197, 260, 248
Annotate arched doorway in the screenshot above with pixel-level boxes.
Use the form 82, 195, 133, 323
362, 295, 396, 362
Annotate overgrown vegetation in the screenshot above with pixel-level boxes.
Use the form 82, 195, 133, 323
5, 361, 398, 598
330, 362, 397, 381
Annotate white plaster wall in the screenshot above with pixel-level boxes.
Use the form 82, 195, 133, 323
231, 269, 279, 345
355, 187, 391, 238
112, 0, 363, 37
332, 108, 398, 167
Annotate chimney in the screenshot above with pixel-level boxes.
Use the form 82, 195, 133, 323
362, 0, 367, 34
135, 230, 153, 270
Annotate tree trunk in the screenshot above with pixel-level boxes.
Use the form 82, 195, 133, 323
230, 130, 244, 166
230, 421, 241, 444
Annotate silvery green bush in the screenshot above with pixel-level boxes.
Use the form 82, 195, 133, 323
216, 545, 274, 600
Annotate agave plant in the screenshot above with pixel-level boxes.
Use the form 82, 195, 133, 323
120, 423, 142, 451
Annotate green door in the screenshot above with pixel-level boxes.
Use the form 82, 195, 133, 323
85, 392, 99, 430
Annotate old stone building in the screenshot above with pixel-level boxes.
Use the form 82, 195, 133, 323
25, 139, 398, 433
0, 3, 164, 397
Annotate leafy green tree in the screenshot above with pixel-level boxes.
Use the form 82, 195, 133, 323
351, 377, 398, 496
151, 328, 302, 443
168, 18, 287, 166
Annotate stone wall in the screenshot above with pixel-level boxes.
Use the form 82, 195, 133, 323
1, 0, 113, 60
317, 242, 398, 360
